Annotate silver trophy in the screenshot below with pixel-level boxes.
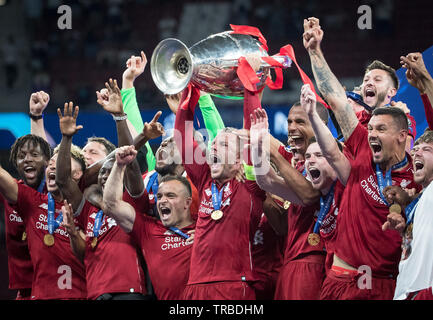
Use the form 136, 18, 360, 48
150, 31, 291, 97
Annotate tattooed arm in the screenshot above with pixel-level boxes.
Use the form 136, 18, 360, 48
303, 17, 359, 140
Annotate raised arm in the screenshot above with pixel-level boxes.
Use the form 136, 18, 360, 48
29, 91, 50, 141
270, 152, 321, 206
303, 17, 359, 139
0, 165, 18, 204
400, 52, 433, 129
96, 78, 144, 196
102, 146, 138, 233
174, 85, 205, 168
301, 84, 351, 185
263, 193, 288, 236
250, 108, 308, 205
133, 111, 164, 151
198, 93, 225, 145
121, 51, 156, 171
56, 102, 84, 211
166, 91, 225, 148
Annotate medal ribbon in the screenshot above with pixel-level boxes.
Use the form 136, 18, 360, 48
47, 192, 63, 235
313, 182, 336, 234
168, 227, 190, 240
375, 156, 408, 206
37, 175, 46, 193
346, 91, 374, 113
211, 182, 224, 211
93, 209, 105, 238
146, 171, 159, 203
405, 195, 420, 225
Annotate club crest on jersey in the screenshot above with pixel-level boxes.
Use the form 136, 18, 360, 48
400, 179, 411, 188
164, 230, 173, 236
204, 188, 212, 197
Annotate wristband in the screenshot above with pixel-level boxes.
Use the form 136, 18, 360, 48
29, 113, 43, 120
243, 162, 256, 181
112, 113, 128, 121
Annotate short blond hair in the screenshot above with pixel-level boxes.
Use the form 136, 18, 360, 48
53, 144, 86, 172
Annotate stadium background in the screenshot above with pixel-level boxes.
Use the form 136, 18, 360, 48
0, 0, 432, 299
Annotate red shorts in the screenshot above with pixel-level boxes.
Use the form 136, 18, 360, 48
407, 287, 433, 300
182, 281, 256, 300
319, 266, 396, 300
16, 288, 32, 300
253, 275, 278, 300
274, 254, 325, 300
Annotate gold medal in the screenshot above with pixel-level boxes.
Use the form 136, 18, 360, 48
211, 210, 223, 221
91, 237, 98, 249
21, 231, 27, 241
307, 233, 320, 246
44, 234, 55, 247
283, 201, 291, 210
389, 203, 402, 214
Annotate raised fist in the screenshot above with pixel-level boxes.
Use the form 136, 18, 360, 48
30, 91, 50, 115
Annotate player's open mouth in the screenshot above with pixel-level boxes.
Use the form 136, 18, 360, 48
47, 171, 56, 187
414, 160, 424, 172
289, 135, 304, 148
157, 148, 169, 161
309, 167, 321, 182
209, 153, 222, 170
365, 88, 376, 98
364, 87, 377, 105
24, 166, 37, 180
370, 141, 382, 155
160, 207, 172, 219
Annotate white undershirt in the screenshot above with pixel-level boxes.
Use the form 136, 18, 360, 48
394, 182, 433, 299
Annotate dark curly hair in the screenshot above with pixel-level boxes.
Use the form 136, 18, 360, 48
9, 134, 52, 168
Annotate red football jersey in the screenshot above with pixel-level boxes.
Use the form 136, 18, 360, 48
251, 213, 285, 299
15, 184, 87, 299
75, 190, 149, 300
318, 180, 345, 272
1, 189, 33, 290
129, 213, 195, 300
185, 161, 266, 285
335, 123, 420, 277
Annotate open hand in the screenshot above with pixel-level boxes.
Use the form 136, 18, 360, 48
123, 51, 147, 83
96, 78, 124, 115
165, 92, 183, 115
250, 108, 270, 158
57, 101, 83, 137
61, 200, 78, 237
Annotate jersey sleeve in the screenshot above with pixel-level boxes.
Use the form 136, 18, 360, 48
344, 122, 370, 158
122, 189, 150, 215
15, 183, 39, 222
243, 89, 262, 130
129, 211, 154, 244
174, 85, 211, 192
245, 180, 267, 201
421, 94, 433, 130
